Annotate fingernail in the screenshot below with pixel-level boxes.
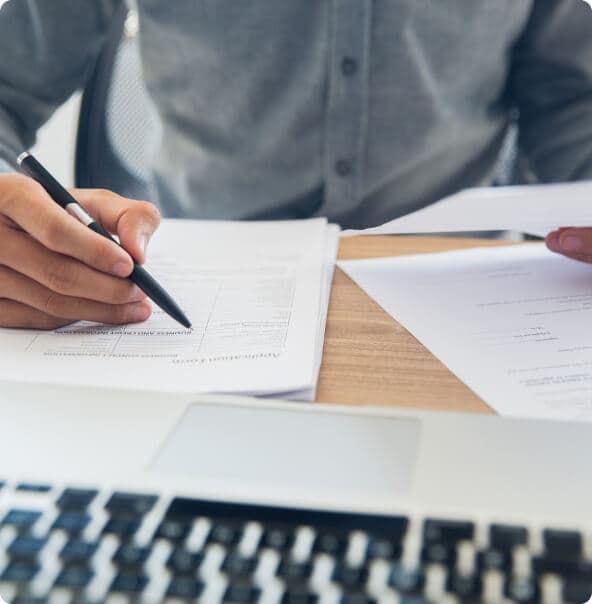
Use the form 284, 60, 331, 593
546, 232, 559, 252
139, 234, 148, 256
561, 235, 582, 252
128, 301, 151, 323
137, 231, 151, 258
112, 260, 132, 278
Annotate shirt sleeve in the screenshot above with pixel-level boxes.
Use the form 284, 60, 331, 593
508, 0, 592, 182
0, 0, 122, 169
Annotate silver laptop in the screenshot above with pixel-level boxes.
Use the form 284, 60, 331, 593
0, 382, 589, 604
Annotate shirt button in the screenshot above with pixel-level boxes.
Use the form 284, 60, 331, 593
341, 57, 358, 76
335, 159, 353, 177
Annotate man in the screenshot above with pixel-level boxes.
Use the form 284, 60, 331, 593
0, 0, 591, 329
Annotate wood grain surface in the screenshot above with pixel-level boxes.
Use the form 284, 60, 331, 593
315, 235, 526, 413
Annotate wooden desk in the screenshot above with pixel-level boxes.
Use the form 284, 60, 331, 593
316, 236, 521, 413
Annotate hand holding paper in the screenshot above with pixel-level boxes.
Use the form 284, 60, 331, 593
343, 180, 592, 265
546, 227, 592, 264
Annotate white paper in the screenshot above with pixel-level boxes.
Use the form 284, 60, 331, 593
340, 244, 592, 422
0, 218, 338, 398
342, 181, 592, 237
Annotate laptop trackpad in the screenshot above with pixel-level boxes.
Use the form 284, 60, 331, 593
151, 402, 420, 500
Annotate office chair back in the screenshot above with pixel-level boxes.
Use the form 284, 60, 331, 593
75, 5, 161, 200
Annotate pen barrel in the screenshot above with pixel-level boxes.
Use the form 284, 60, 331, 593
90, 220, 190, 327
18, 154, 79, 209
88, 221, 118, 244
130, 265, 165, 301
130, 264, 190, 328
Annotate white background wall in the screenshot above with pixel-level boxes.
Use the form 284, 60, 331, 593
30, 93, 80, 188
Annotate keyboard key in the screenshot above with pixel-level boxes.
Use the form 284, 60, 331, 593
224, 584, 261, 603
421, 543, 456, 567
446, 573, 482, 599
278, 560, 314, 584
367, 538, 402, 560
222, 553, 258, 577
105, 492, 158, 517
505, 577, 539, 603
208, 522, 243, 546
55, 566, 94, 588
532, 556, 592, 579
563, 578, 592, 604
110, 572, 149, 593
167, 577, 205, 598
166, 548, 205, 574
423, 519, 474, 545
261, 526, 295, 550
155, 518, 192, 542
1, 509, 42, 531
388, 565, 425, 594
60, 540, 99, 565
1, 561, 40, 583
543, 528, 582, 559
57, 488, 98, 511
282, 590, 319, 604
312, 531, 349, 555
332, 565, 369, 588
340, 596, 376, 604
489, 524, 528, 551
103, 517, 141, 538
8, 536, 47, 560
113, 544, 151, 568
476, 548, 512, 572
16, 483, 51, 493
52, 512, 91, 534
12, 598, 47, 604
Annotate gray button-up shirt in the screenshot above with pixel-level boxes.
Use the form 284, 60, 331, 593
0, 1, 591, 227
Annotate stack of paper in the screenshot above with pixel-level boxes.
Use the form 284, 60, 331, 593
0, 218, 339, 400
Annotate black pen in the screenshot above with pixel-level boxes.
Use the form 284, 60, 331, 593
17, 152, 192, 329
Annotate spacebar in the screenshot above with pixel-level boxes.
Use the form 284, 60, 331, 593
164, 497, 408, 537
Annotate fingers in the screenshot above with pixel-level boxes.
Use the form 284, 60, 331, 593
0, 174, 135, 277
71, 189, 161, 264
0, 176, 160, 330
546, 228, 592, 263
0, 299, 72, 330
0, 266, 152, 326
0, 229, 148, 304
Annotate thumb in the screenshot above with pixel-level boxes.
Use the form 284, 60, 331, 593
70, 188, 161, 264
117, 204, 161, 264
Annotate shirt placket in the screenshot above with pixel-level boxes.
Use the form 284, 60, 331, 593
323, 0, 372, 216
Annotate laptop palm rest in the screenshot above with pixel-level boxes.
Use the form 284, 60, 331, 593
151, 402, 420, 501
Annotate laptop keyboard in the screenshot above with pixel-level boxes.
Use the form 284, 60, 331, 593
0, 481, 588, 604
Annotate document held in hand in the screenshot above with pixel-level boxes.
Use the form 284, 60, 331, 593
0, 218, 339, 400
342, 181, 592, 237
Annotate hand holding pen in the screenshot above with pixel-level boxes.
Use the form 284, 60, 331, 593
0, 153, 188, 330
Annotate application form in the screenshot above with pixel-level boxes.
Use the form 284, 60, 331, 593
0, 219, 338, 398
340, 244, 592, 421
